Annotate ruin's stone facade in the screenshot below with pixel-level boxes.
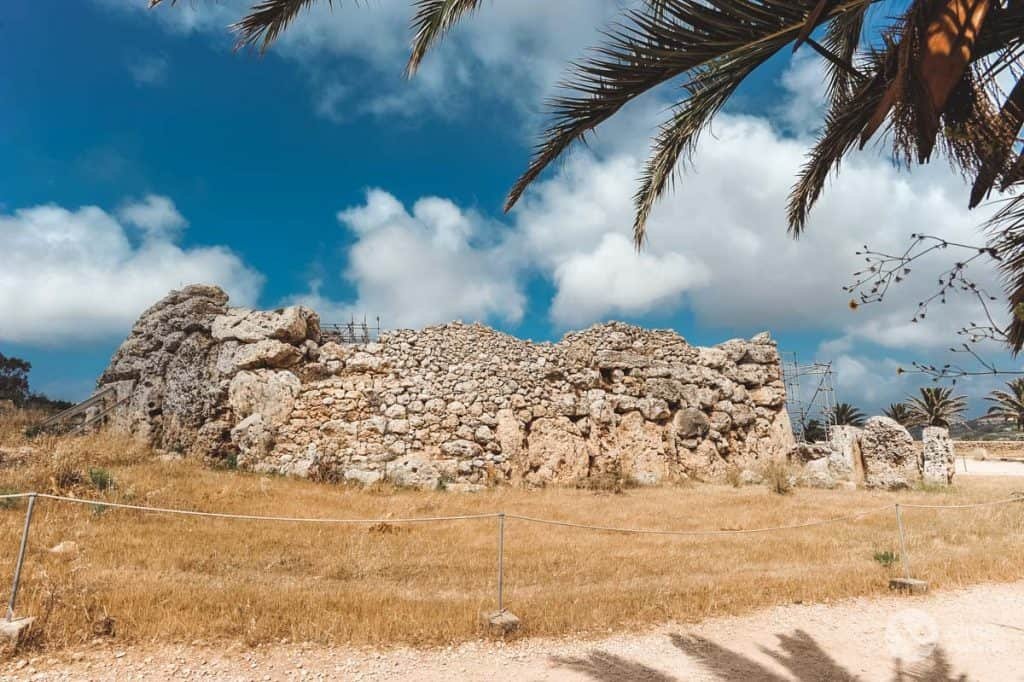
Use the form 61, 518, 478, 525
99, 285, 795, 488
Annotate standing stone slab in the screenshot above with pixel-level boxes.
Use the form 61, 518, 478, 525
860, 417, 919, 490
922, 426, 955, 485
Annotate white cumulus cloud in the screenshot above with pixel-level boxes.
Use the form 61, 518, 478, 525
117, 194, 188, 239
0, 198, 263, 344
288, 189, 524, 329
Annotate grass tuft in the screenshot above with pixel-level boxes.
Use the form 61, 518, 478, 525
763, 459, 794, 495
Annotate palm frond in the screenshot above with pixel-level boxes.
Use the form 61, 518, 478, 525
820, 1, 869, 103
633, 55, 761, 245
406, 0, 482, 77
905, 386, 968, 428
232, 0, 331, 53
787, 50, 882, 234
987, 192, 1024, 353
504, 0, 869, 225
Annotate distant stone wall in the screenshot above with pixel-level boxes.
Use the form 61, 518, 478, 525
99, 285, 795, 489
956, 440, 1024, 459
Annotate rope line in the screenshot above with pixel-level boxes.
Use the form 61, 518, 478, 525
33, 494, 500, 525
899, 496, 1024, 510
505, 505, 895, 536
0, 493, 1019, 534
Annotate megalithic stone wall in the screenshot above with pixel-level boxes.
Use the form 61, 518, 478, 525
98, 285, 796, 489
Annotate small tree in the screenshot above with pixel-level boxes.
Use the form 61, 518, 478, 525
985, 379, 1024, 431
906, 387, 968, 428
828, 402, 866, 427
882, 402, 914, 427
802, 418, 826, 443
0, 353, 31, 405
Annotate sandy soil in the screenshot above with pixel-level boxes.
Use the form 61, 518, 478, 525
3, 580, 1024, 681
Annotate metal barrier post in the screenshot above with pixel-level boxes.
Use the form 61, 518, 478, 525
497, 512, 505, 613
6, 493, 37, 622
895, 503, 911, 580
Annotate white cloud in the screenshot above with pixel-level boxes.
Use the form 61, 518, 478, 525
80, 6, 1021, 409
117, 194, 188, 239
550, 233, 710, 327
0, 199, 263, 344
128, 54, 169, 86
105, 0, 633, 122
776, 49, 827, 133
288, 189, 524, 329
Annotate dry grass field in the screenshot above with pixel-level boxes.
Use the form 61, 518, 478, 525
2, 409, 1024, 656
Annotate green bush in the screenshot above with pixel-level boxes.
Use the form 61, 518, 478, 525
873, 549, 899, 568
88, 467, 114, 492
0, 487, 22, 510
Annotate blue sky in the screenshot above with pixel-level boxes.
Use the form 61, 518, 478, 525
1, 0, 1016, 413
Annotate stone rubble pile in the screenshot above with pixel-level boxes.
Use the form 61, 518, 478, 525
99, 285, 796, 489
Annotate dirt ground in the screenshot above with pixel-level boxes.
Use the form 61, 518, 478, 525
3, 580, 1023, 681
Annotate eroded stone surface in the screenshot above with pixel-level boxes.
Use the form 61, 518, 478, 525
922, 426, 956, 485
99, 285, 795, 487
859, 417, 919, 489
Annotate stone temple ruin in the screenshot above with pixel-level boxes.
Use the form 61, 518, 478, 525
95, 285, 955, 490
97, 285, 796, 489
792, 418, 956, 490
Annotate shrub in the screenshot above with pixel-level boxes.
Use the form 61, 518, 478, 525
88, 467, 114, 492
0, 487, 22, 510
763, 459, 793, 495
575, 459, 641, 495
873, 550, 899, 568
51, 462, 84, 492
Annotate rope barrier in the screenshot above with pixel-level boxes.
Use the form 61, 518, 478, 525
1, 492, 1020, 533
506, 505, 896, 536
897, 496, 1024, 510
4, 489, 1024, 623
33, 493, 500, 525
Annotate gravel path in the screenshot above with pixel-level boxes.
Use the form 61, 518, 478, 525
4, 580, 1024, 680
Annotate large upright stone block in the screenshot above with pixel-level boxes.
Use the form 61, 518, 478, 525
860, 417, 918, 489
922, 426, 955, 485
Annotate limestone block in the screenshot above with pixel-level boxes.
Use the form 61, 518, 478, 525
229, 370, 301, 427
673, 408, 710, 439
212, 306, 316, 344
860, 417, 919, 490
227, 340, 303, 372
922, 426, 955, 485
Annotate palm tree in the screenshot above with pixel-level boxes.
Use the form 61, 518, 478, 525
985, 378, 1024, 430
882, 402, 914, 427
827, 402, 866, 427
153, 1, 1024, 348
906, 386, 968, 428
802, 418, 826, 442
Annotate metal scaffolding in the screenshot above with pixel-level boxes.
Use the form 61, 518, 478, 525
321, 316, 382, 344
781, 352, 838, 443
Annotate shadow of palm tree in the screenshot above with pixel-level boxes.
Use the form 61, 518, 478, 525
549, 650, 675, 682
549, 630, 968, 681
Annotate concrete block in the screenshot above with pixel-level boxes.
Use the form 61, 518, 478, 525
481, 610, 521, 636
0, 617, 35, 643
889, 578, 929, 595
